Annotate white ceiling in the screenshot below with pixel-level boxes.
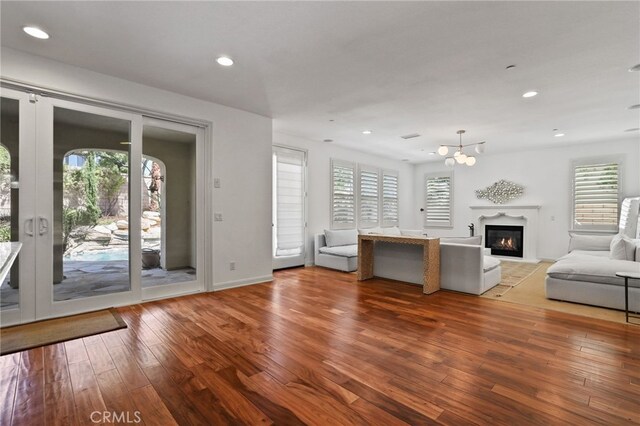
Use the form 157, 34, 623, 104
1, 1, 638, 162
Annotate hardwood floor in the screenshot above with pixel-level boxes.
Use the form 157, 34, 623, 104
2, 266, 640, 425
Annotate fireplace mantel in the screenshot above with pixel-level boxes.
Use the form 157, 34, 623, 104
470, 205, 541, 210
470, 205, 541, 262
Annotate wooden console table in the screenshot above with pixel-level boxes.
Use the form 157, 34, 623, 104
357, 235, 440, 294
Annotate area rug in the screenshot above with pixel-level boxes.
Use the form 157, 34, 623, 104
484, 262, 628, 324
0, 308, 127, 355
481, 261, 544, 298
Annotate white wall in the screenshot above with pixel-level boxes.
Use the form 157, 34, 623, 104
413, 138, 640, 260
273, 132, 415, 265
1, 47, 274, 289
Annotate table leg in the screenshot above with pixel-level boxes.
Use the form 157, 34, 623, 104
358, 239, 374, 281
625, 277, 629, 323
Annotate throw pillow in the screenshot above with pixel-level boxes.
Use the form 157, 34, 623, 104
324, 229, 358, 247
609, 234, 636, 261
567, 233, 615, 252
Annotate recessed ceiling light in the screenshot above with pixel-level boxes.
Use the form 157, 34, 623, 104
216, 56, 234, 66
362, 130, 372, 135
624, 128, 640, 132
505, 64, 516, 70
629, 64, 640, 72
329, 119, 335, 122
628, 104, 640, 110
323, 139, 333, 143
428, 151, 436, 155
522, 91, 538, 98
401, 159, 410, 162
554, 133, 565, 137
23, 26, 49, 39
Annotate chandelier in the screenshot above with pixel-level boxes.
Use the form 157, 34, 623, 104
437, 130, 486, 167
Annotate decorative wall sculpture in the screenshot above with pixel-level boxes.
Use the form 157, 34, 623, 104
475, 180, 524, 204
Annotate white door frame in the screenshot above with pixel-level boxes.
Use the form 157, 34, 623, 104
141, 117, 205, 300
0, 88, 37, 326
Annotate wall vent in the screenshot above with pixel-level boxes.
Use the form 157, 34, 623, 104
400, 133, 421, 139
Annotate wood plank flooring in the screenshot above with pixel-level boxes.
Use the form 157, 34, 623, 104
2, 266, 640, 425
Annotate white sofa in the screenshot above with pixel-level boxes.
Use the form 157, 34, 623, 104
315, 230, 502, 295
314, 227, 421, 272
370, 235, 501, 295
545, 197, 640, 310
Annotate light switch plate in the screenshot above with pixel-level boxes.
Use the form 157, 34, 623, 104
214, 178, 221, 188
214, 213, 223, 222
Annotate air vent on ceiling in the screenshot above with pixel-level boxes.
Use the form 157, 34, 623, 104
400, 133, 421, 140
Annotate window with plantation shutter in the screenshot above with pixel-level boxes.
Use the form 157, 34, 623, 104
382, 170, 399, 227
331, 160, 356, 229
273, 146, 306, 259
425, 172, 453, 227
358, 166, 380, 227
572, 160, 620, 232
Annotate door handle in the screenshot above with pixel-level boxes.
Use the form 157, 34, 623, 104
38, 216, 49, 236
25, 218, 34, 236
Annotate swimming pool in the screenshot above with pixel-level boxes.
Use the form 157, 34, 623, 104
65, 249, 129, 262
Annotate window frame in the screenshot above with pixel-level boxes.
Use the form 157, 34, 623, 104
570, 156, 623, 233
424, 171, 453, 228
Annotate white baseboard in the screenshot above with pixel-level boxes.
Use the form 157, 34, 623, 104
213, 275, 273, 291
305, 261, 315, 267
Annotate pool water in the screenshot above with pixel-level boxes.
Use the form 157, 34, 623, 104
65, 250, 129, 262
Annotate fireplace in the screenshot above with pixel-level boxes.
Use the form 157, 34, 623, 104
485, 225, 524, 258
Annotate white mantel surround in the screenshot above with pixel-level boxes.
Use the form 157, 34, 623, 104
470, 205, 541, 262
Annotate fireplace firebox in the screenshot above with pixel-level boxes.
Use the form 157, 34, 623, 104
485, 225, 524, 258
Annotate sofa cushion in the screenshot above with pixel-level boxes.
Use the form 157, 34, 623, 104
324, 229, 358, 247
610, 234, 636, 261
440, 236, 482, 245
319, 244, 358, 258
547, 253, 640, 286
383, 226, 402, 236
359, 227, 383, 235
569, 250, 610, 258
483, 256, 501, 273
568, 233, 614, 252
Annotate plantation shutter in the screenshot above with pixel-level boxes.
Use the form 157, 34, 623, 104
331, 160, 356, 229
382, 170, 399, 227
572, 161, 620, 231
425, 173, 452, 227
359, 166, 380, 227
274, 147, 305, 256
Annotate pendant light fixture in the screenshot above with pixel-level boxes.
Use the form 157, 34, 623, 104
437, 130, 486, 167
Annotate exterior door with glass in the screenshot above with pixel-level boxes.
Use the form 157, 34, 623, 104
272, 146, 306, 270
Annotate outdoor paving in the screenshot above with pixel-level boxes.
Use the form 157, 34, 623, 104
0, 260, 196, 308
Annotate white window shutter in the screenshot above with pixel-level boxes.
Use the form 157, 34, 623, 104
382, 170, 399, 227
359, 165, 380, 227
425, 173, 453, 227
331, 159, 356, 229
273, 147, 305, 256
572, 161, 620, 231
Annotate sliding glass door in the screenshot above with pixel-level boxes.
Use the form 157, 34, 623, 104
0, 89, 207, 326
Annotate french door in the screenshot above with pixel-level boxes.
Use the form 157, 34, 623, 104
0, 88, 206, 326
272, 145, 307, 270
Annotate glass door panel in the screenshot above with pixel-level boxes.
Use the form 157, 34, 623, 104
0, 88, 37, 326
141, 119, 203, 299
52, 107, 132, 301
